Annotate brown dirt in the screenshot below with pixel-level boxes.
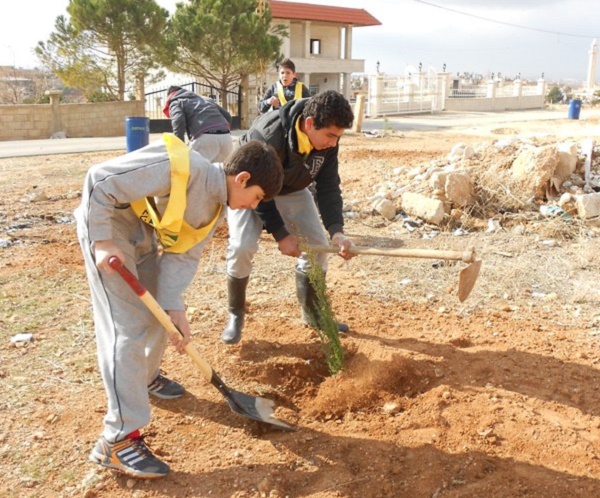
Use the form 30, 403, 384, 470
2, 116, 600, 497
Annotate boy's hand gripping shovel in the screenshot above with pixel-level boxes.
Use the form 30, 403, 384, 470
108, 256, 294, 431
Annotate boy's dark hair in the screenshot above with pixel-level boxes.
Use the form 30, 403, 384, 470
302, 90, 353, 130
223, 141, 283, 200
167, 85, 182, 94
278, 58, 296, 72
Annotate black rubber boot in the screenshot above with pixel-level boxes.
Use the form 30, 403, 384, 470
294, 269, 348, 333
221, 276, 249, 344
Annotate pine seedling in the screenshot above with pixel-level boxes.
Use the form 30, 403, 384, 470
303, 245, 345, 375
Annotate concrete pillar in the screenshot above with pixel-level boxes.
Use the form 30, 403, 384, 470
345, 25, 352, 59
281, 20, 291, 57
302, 21, 311, 58
342, 73, 350, 97
45, 89, 63, 134
369, 74, 384, 116
486, 79, 496, 98
537, 78, 546, 96
587, 38, 598, 91
351, 94, 365, 133
404, 79, 415, 104
416, 71, 425, 100
438, 73, 450, 111
513, 79, 523, 98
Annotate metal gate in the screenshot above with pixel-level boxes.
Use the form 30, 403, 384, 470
365, 73, 446, 117
145, 82, 242, 132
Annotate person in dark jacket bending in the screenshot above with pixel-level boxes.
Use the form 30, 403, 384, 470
163, 86, 233, 162
258, 58, 310, 114
222, 90, 356, 345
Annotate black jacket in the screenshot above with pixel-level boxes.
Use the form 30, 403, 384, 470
167, 89, 231, 142
239, 98, 344, 241
258, 79, 311, 114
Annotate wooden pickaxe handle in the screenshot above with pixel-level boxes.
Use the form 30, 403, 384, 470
308, 244, 476, 263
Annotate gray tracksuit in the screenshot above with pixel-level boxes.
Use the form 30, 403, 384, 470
74, 140, 226, 442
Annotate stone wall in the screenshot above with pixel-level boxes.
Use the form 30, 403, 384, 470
0, 96, 145, 141
444, 95, 545, 112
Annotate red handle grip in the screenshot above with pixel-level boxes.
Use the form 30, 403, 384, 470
108, 256, 146, 297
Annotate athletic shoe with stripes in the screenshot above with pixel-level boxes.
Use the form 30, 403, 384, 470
89, 432, 169, 478
147, 374, 185, 399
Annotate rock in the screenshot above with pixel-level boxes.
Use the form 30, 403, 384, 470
406, 166, 423, 180
550, 144, 578, 194
576, 192, 600, 219
10, 333, 33, 343
445, 170, 474, 207
430, 171, 448, 190
401, 192, 445, 225
372, 198, 396, 220
510, 145, 559, 199
558, 192, 573, 207
382, 402, 402, 415
447, 143, 474, 161
26, 188, 49, 202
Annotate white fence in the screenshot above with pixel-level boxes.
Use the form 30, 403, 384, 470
364, 73, 546, 116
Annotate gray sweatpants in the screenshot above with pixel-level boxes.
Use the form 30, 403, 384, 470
78, 208, 167, 443
226, 188, 329, 278
191, 133, 233, 163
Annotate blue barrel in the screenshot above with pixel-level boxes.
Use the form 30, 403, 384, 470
567, 99, 582, 120
125, 116, 150, 152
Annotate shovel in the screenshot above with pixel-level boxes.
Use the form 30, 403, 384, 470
308, 244, 482, 302
108, 256, 294, 431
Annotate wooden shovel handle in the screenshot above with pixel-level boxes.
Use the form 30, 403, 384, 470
108, 256, 213, 382
308, 244, 476, 263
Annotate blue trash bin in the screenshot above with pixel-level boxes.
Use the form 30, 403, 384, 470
125, 116, 150, 152
567, 99, 582, 120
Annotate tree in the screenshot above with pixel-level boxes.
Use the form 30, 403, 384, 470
0, 66, 57, 105
163, 0, 286, 102
36, 0, 169, 101
546, 85, 563, 104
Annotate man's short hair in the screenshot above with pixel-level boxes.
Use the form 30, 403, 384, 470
167, 85, 182, 94
278, 58, 296, 73
302, 90, 353, 130
223, 141, 283, 200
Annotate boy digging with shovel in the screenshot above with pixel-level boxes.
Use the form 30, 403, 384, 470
75, 136, 283, 478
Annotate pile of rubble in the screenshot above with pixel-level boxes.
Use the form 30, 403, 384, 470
350, 136, 600, 228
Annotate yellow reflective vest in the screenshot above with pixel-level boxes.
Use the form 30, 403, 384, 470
130, 134, 221, 254
276, 81, 304, 106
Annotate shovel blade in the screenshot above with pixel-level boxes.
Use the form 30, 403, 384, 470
224, 388, 296, 431
457, 260, 482, 302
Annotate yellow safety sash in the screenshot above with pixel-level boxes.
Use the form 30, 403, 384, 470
276, 81, 304, 106
130, 133, 222, 254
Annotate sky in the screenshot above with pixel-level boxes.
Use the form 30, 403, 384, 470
2, 0, 600, 83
